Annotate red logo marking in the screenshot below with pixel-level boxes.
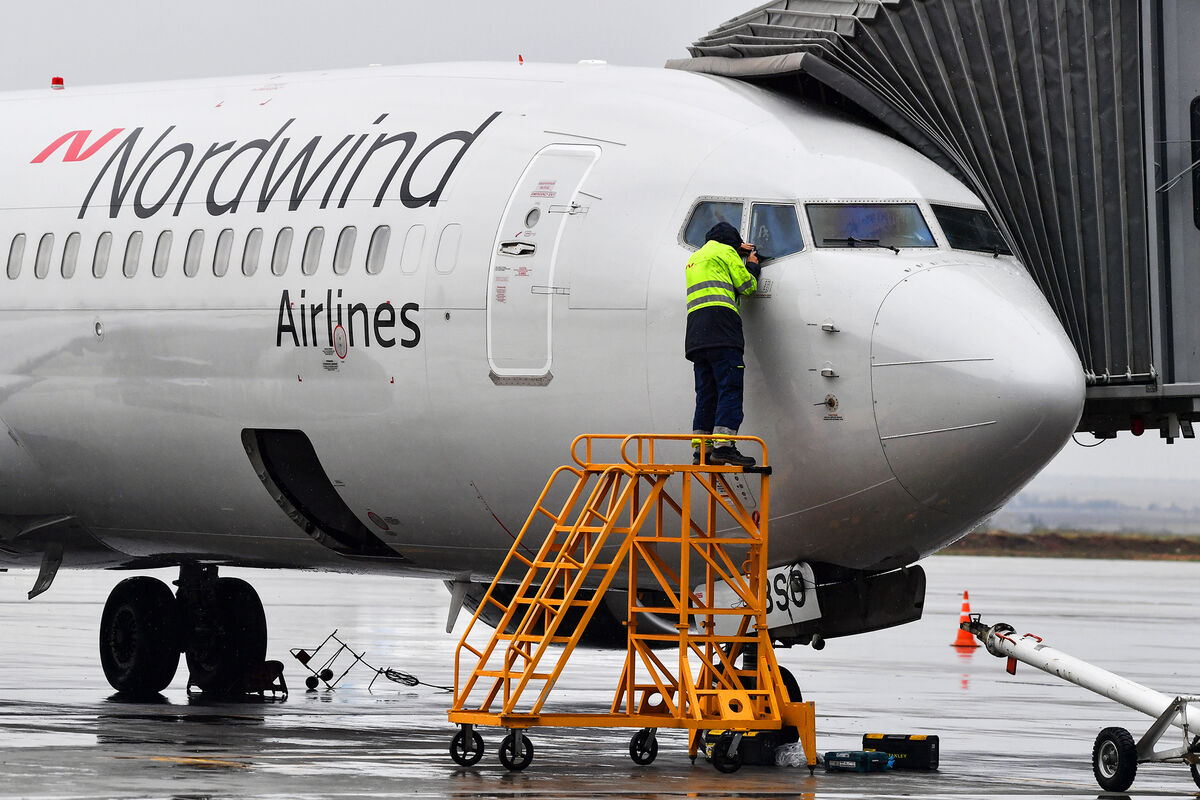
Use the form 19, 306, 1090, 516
31, 128, 125, 164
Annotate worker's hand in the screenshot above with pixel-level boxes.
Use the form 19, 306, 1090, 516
746, 251, 759, 265
741, 243, 758, 264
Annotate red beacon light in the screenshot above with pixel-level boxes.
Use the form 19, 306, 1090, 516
1130, 416, 1145, 436
50, 76, 65, 91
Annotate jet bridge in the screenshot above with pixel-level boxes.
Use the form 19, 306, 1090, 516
668, 0, 1200, 439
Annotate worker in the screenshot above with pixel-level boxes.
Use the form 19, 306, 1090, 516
685, 221, 761, 467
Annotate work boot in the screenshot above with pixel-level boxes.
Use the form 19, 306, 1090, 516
709, 445, 756, 467
692, 446, 712, 465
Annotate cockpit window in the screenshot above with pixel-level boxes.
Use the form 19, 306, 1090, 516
807, 203, 936, 249
683, 200, 743, 248
749, 203, 804, 259
931, 204, 1012, 255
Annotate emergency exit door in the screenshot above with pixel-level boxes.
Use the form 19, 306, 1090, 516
487, 144, 601, 382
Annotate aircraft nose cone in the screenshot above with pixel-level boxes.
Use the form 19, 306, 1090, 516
871, 263, 1085, 515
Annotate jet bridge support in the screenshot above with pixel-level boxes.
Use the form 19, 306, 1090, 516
669, 0, 1200, 439
446, 434, 816, 773
961, 616, 1200, 791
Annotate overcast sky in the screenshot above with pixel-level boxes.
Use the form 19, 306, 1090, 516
0, 1, 752, 89
1, 0, 1194, 481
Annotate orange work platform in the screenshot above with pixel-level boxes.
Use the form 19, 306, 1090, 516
446, 434, 816, 773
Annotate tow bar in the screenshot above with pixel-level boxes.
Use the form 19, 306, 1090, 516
960, 615, 1200, 792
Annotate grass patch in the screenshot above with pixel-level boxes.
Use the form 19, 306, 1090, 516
943, 530, 1200, 560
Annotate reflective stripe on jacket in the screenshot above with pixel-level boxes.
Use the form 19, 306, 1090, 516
685, 240, 758, 315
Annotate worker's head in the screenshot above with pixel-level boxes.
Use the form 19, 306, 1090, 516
705, 221, 742, 250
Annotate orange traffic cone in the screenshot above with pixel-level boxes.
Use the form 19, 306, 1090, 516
951, 590, 980, 648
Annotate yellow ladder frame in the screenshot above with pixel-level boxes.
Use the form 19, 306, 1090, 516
448, 434, 816, 767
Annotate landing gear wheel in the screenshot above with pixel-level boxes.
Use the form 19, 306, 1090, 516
1092, 726, 1137, 792
183, 577, 267, 697
711, 732, 743, 774
779, 666, 802, 702
498, 732, 534, 771
99, 577, 181, 698
1190, 736, 1200, 789
450, 729, 485, 767
778, 666, 802, 744
629, 728, 658, 765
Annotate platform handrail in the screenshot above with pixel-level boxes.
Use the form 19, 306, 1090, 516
570, 433, 769, 471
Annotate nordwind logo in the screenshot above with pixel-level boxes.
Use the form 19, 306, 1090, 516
31, 111, 501, 220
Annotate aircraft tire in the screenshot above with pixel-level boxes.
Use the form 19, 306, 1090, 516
1092, 727, 1137, 792
183, 577, 267, 697
778, 666, 801, 744
99, 577, 181, 697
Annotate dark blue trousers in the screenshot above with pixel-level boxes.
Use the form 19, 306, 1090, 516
691, 347, 745, 434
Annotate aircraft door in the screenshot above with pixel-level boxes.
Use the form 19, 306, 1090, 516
487, 144, 600, 382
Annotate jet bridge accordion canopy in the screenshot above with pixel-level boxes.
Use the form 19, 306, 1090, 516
668, 0, 1153, 393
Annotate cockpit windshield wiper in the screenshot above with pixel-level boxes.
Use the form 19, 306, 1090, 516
822, 236, 900, 254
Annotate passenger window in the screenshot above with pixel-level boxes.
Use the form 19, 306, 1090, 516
333, 226, 356, 275
213, 228, 233, 276
61, 232, 80, 278
123, 231, 143, 277
7, 234, 24, 279
435, 223, 461, 274
807, 203, 936, 249
242, 228, 263, 276
183, 230, 204, 277
930, 204, 1012, 255
152, 231, 172, 277
272, 227, 293, 276
34, 233, 54, 279
683, 200, 744, 248
401, 225, 425, 275
93, 232, 112, 278
366, 225, 390, 275
749, 204, 804, 259
302, 227, 324, 276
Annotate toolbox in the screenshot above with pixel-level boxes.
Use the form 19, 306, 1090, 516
703, 729, 792, 766
862, 733, 939, 770
823, 750, 893, 772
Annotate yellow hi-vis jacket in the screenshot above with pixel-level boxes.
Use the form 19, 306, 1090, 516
685, 240, 758, 315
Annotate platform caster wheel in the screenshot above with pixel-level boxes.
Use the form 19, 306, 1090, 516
1092, 726, 1137, 792
498, 732, 534, 771
712, 732, 743, 774
630, 728, 658, 765
449, 729, 485, 767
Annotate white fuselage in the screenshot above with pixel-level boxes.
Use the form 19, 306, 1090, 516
0, 62, 1084, 581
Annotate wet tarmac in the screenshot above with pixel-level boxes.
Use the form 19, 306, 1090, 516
1, 555, 1198, 798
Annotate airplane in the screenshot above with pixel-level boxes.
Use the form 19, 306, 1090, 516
0, 59, 1085, 698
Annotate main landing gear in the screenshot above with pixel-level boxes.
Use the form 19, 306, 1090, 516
98, 565, 268, 699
